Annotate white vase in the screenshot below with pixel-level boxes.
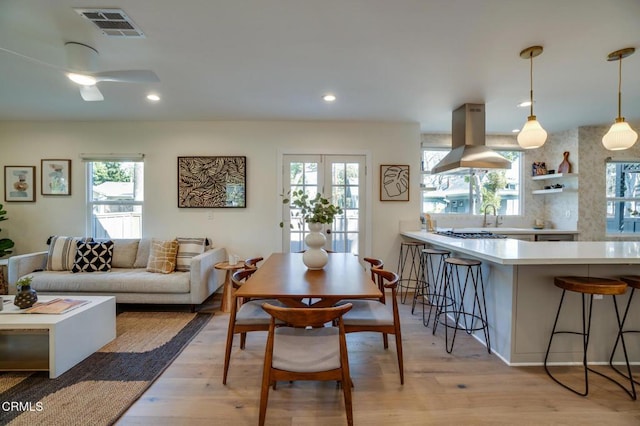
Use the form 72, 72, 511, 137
302, 222, 328, 270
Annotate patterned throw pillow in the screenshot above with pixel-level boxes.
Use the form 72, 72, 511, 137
175, 237, 206, 271
146, 239, 179, 274
71, 241, 114, 273
46, 236, 92, 271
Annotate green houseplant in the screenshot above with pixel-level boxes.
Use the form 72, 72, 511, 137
280, 190, 343, 229
0, 204, 15, 258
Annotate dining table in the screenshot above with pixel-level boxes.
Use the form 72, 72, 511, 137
233, 252, 382, 308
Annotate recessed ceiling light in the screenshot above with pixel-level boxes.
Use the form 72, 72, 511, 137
322, 94, 336, 102
517, 101, 532, 108
146, 94, 160, 102
512, 129, 520, 133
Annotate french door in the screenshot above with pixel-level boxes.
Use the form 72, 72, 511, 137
282, 154, 366, 255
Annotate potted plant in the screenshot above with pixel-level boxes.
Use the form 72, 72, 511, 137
280, 190, 343, 269
0, 204, 15, 258
280, 189, 343, 229
14, 275, 38, 309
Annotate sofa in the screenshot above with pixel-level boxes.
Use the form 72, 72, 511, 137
8, 237, 227, 309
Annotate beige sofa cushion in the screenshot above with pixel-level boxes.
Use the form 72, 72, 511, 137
111, 239, 140, 268
134, 238, 152, 268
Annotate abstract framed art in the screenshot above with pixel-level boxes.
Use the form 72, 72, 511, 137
4, 166, 36, 202
41, 159, 71, 195
178, 156, 246, 208
380, 164, 409, 201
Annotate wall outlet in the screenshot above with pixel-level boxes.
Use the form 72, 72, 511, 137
565, 210, 571, 218
207, 210, 214, 220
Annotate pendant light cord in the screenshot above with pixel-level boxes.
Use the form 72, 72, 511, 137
529, 53, 534, 117
617, 55, 622, 119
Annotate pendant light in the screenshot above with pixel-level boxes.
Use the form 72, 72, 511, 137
602, 48, 637, 151
517, 46, 547, 149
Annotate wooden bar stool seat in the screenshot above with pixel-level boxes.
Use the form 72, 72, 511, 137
544, 276, 636, 400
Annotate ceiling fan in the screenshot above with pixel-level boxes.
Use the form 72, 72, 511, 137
0, 41, 159, 101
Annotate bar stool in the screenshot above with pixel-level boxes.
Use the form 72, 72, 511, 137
412, 248, 450, 328
610, 276, 640, 388
397, 241, 426, 304
544, 276, 635, 400
433, 257, 490, 354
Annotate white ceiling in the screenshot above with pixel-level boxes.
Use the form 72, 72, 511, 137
0, 0, 639, 134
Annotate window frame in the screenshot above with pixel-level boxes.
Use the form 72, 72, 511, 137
84, 157, 144, 239
605, 159, 640, 235
420, 147, 523, 216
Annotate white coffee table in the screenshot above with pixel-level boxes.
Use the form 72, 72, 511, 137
0, 295, 116, 378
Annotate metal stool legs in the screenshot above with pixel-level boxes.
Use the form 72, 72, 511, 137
397, 242, 425, 304
609, 285, 640, 389
544, 282, 636, 400
412, 249, 449, 327
433, 258, 491, 354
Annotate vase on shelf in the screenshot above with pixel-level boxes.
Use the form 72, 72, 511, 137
14, 285, 38, 309
302, 222, 329, 270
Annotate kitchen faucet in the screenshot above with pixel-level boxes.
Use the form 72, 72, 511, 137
482, 205, 499, 228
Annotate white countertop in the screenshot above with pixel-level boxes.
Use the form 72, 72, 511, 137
401, 230, 640, 265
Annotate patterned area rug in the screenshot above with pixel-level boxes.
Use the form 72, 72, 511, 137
0, 311, 212, 426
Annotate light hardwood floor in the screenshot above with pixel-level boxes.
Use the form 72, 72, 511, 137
117, 295, 640, 425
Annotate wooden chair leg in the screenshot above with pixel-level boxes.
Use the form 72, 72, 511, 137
394, 331, 404, 385
382, 333, 389, 349
240, 332, 247, 349
258, 373, 271, 426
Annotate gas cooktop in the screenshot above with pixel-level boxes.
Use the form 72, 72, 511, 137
435, 230, 507, 239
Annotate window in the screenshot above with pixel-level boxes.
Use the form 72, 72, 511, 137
421, 149, 521, 215
606, 159, 640, 235
86, 159, 144, 238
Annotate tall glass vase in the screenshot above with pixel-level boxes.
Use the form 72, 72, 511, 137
302, 222, 329, 270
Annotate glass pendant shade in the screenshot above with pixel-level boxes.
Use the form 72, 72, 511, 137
602, 119, 638, 150
517, 116, 547, 149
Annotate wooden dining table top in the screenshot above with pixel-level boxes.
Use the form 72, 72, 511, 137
234, 253, 382, 307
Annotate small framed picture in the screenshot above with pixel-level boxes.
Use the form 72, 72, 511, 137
380, 164, 410, 201
4, 166, 36, 202
41, 159, 71, 195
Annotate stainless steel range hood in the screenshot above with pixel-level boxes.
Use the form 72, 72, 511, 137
431, 103, 511, 174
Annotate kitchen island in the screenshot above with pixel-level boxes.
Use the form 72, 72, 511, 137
401, 230, 640, 365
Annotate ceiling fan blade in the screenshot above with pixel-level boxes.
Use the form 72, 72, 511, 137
79, 85, 104, 101
93, 70, 159, 83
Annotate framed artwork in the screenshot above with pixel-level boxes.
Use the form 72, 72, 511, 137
4, 166, 36, 202
380, 164, 409, 201
178, 156, 246, 208
41, 159, 71, 195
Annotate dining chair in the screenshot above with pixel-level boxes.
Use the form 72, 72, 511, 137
259, 302, 354, 426
222, 268, 282, 385
244, 256, 264, 269
342, 268, 404, 384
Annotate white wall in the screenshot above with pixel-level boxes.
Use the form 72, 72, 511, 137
0, 120, 421, 269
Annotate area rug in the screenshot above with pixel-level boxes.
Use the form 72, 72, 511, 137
0, 311, 212, 426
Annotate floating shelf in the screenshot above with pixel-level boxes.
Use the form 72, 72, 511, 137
531, 173, 577, 181
532, 188, 576, 195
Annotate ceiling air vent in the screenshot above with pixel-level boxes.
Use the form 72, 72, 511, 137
73, 8, 145, 38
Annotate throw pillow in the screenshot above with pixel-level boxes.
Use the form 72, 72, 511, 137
46, 236, 92, 271
175, 237, 206, 271
146, 239, 179, 274
109, 239, 140, 268
71, 241, 115, 273
134, 238, 152, 268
